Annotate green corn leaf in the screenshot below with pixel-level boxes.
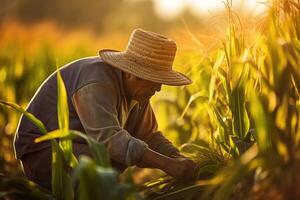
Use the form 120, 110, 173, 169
203, 145, 259, 200
71, 131, 111, 168
57, 70, 69, 131
56, 70, 72, 165
275, 95, 289, 131
229, 135, 239, 158
0, 100, 47, 134
73, 156, 130, 200
35, 130, 78, 167
35, 129, 70, 143
230, 87, 250, 140
140, 176, 174, 191
212, 105, 230, 134
219, 142, 230, 155
222, 42, 232, 98
179, 91, 208, 120
209, 51, 225, 103
0, 176, 53, 200
216, 126, 228, 146
51, 140, 74, 200
239, 58, 250, 87
85, 138, 111, 168
249, 91, 272, 152
223, 41, 231, 69
35, 129, 111, 168
180, 141, 211, 152
49, 68, 74, 200
284, 42, 300, 96
35, 130, 111, 167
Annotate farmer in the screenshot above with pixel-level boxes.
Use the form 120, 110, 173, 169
14, 28, 196, 191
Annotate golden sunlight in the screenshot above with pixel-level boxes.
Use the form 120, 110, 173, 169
153, 0, 185, 20
152, 0, 269, 19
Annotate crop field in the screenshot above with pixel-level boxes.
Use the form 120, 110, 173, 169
0, 0, 299, 199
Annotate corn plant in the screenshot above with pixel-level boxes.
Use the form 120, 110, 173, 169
143, 0, 299, 199
0, 174, 53, 200
198, 1, 300, 199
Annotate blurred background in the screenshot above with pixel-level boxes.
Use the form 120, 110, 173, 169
0, 0, 269, 180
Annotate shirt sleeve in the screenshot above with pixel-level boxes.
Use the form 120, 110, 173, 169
71, 82, 148, 166
133, 101, 180, 158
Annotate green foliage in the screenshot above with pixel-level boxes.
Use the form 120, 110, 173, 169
50, 69, 74, 200
51, 140, 74, 200
145, 0, 300, 199
73, 156, 136, 200
0, 100, 47, 134
180, 142, 227, 177
57, 69, 73, 165
203, 1, 300, 199
0, 175, 53, 200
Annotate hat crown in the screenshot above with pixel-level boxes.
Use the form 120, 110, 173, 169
99, 28, 192, 86
125, 29, 177, 71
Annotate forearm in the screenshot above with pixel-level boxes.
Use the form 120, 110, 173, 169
137, 148, 174, 172
147, 132, 181, 158
137, 148, 196, 180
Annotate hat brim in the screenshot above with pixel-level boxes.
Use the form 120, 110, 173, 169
99, 49, 192, 86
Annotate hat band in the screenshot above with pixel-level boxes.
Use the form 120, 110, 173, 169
126, 42, 175, 60
125, 50, 172, 71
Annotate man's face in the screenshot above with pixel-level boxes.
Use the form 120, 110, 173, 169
124, 73, 162, 101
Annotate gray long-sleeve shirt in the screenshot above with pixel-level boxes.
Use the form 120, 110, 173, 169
14, 56, 180, 167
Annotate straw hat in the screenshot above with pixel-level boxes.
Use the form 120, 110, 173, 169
99, 28, 192, 86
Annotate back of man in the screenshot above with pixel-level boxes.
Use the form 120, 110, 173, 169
15, 57, 116, 159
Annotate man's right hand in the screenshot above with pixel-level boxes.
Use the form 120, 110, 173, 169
165, 157, 196, 180
137, 148, 197, 181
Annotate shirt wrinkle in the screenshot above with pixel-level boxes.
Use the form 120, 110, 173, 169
72, 80, 149, 165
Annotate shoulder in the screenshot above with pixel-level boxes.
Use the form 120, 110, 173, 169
63, 56, 123, 95
61, 56, 122, 83
63, 56, 112, 72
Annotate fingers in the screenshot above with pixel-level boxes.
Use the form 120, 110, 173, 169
182, 159, 197, 180
169, 158, 197, 181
